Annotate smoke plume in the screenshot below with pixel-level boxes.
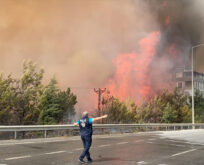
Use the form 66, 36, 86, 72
0, 0, 204, 110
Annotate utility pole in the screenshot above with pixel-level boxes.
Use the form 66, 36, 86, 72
94, 88, 106, 117
191, 43, 204, 128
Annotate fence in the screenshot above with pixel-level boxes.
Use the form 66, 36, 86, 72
0, 123, 204, 139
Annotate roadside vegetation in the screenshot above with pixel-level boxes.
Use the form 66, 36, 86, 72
0, 61, 77, 125
0, 61, 203, 125
103, 88, 204, 124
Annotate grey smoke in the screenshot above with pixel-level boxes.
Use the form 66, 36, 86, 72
0, 0, 204, 110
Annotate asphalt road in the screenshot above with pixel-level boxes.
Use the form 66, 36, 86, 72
0, 130, 204, 165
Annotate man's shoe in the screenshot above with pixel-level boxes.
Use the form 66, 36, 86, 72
87, 158, 93, 163
78, 159, 85, 164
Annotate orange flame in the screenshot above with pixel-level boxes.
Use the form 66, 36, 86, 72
106, 31, 160, 104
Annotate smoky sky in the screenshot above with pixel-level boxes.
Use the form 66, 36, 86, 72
151, 0, 204, 72
0, 0, 204, 110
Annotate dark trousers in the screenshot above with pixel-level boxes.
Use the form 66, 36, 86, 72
79, 135, 92, 160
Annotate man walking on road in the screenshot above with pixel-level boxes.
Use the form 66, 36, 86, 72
73, 112, 108, 163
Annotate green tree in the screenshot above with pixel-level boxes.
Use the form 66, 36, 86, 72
161, 103, 176, 123
0, 61, 77, 125
38, 78, 77, 124
13, 61, 44, 125
133, 88, 191, 123
0, 74, 17, 125
140, 88, 191, 123
104, 98, 135, 124
57, 88, 77, 123
168, 88, 191, 123
189, 89, 204, 123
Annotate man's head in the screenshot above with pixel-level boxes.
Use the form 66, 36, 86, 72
82, 111, 88, 118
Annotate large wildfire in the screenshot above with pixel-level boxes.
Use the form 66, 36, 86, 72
0, 0, 204, 110
106, 31, 161, 103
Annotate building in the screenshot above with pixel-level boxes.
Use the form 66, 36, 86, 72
174, 66, 204, 96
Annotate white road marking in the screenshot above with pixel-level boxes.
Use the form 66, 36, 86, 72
95, 133, 139, 139
147, 142, 154, 144
158, 164, 167, 165
163, 140, 202, 147
168, 140, 182, 143
185, 142, 196, 145
148, 138, 156, 141
170, 144, 186, 147
171, 149, 197, 157
0, 139, 71, 146
135, 140, 144, 143
117, 142, 128, 145
44, 151, 66, 155
0, 141, 35, 146
98, 144, 111, 147
75, 148, 83, 151
137, 161, 148, 164
5, 155, 31, 160
0, 164, 7, 165
185, 142, 204, 146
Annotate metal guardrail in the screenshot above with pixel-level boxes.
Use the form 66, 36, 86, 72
0, 123, 204, 139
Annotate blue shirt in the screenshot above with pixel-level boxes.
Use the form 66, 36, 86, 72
77, 117, 93, 136
77, 118, 93, 125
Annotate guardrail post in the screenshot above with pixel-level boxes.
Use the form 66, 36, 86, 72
14, 131, 17, 139
44, 130, 47, 138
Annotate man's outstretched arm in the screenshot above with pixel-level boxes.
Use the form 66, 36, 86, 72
92, 114, 108, 122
